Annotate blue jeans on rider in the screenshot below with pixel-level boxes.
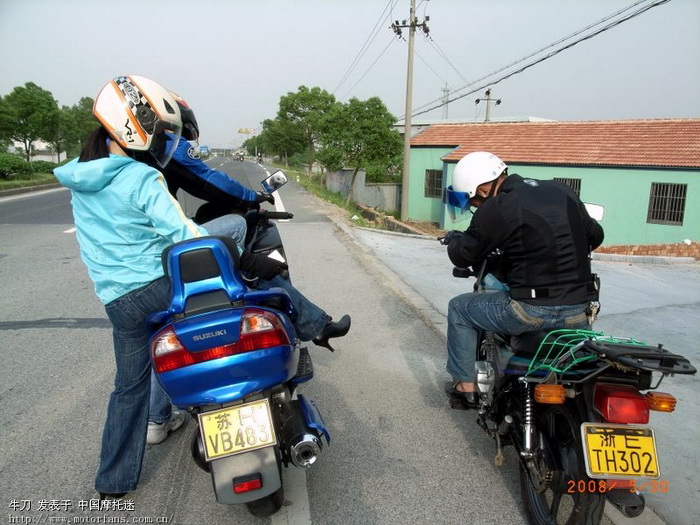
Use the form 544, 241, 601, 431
97, 277, 171, 494
202, 214, 247, 246
446, 290, 590, 384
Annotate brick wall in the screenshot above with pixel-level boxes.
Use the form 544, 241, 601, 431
595, 242, 700, 260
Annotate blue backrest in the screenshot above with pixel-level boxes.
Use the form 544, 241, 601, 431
163, 236, 247, 318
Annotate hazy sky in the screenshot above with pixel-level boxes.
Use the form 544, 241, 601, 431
1, 0, 698, 148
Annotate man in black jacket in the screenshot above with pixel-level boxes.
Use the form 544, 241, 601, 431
442, 151, 604, 409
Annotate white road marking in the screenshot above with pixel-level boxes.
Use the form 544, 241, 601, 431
271, 466, 312, 525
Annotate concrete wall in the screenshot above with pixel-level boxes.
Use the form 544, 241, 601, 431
326, 169, 400, 213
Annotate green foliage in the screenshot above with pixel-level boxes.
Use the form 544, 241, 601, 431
1, 82, 60, 161
30, 160, 58, 173
258, 117, 306, 160
316, 96, 403, 197
0, 153, 33, 179
276, 86, 338, 171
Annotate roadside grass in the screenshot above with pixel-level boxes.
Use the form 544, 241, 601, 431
0, 173, 58, 191
276, 166, 373, 229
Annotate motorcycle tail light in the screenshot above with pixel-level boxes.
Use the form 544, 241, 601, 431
534, 384, 566, 404
233, 474, 263, 494
646, 392, 677, 412
151, 308, 290, 373
593, 383, 649, 424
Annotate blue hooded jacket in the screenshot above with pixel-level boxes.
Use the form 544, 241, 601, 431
55, 154, 206, 304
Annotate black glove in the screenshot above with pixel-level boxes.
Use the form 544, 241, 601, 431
240, 250, 288, 280
439, 230, 462, 246
255, 192, 275, 205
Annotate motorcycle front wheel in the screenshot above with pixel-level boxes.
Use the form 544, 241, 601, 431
520, 402, 605, 525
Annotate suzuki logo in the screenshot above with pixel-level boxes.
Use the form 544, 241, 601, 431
193, 329, 227, 342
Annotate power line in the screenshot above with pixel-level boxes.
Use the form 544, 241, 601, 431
426, 36, 470, 86
405, 0, 671, 120
338, 36, 397, 101
408, 0, 659, 117
332, 0, 398, 95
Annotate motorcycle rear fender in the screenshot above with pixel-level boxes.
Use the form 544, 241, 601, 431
210, 445, 281, 504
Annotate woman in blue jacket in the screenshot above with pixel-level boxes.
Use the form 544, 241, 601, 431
55, 75, 349, 499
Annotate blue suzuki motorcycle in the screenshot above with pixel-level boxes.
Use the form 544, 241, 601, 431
148, 171, 329, 517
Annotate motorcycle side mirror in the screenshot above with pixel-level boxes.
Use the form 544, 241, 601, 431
261, 170, 288, 194
584, 203, 605, 221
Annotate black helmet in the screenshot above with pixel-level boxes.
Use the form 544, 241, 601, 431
170, 92, 199, 142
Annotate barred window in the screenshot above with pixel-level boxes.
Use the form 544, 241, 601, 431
424, 169, 442, 198
647, 183, 686, 225
553, 177, 581, 197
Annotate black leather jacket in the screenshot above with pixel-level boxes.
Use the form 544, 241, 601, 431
447, 174, 604, 305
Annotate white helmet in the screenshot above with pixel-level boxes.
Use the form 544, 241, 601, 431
443, 151, 507, 220
93, 75, 182, 168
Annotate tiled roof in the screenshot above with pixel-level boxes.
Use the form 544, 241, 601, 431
410, 119, 700, 168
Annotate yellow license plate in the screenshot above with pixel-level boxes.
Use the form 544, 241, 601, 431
581, 423, 659, 479
198, 399, 277, 461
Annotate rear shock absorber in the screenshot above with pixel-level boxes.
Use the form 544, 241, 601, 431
519, 378, 536, 459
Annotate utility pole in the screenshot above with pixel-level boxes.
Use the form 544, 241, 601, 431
392, 0, 429, 221
442, 83, 450, 121
475, 88, 501, 122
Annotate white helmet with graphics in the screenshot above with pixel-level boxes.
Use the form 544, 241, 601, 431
443, 151, 507, 220
93, 75, 182, 168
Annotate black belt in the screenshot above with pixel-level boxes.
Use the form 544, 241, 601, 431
510, 280, 598, 301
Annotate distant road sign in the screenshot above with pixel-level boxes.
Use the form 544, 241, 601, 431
200, 145, 210, 155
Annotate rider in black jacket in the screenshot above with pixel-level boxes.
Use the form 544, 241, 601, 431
160, 94, 274, 244
442, 151, 604, 409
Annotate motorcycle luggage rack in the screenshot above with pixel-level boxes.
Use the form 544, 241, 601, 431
525, 329, 697, 380
582, 339, 697, 375
525, 329, 603, 379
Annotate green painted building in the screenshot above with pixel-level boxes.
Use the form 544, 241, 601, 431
407, 119, 700, 246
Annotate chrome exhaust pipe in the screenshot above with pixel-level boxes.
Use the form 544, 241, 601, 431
279, 399, 326, 469
288, 433, 322, 468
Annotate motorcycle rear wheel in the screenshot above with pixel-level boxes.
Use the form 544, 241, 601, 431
246, 486, 284, 517
520, 402, 605, 525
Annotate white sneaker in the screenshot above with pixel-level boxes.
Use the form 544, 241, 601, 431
147, 409, 185, 445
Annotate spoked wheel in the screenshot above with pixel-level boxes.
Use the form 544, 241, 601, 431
520, 402, 605, 525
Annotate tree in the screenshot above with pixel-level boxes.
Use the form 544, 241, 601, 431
276, 86, 337, 175
0, 96, 13, 151
316, 96, 403, 205
258, 118, 305, 166
1, 82, 60, 161
66, 97, 97, 157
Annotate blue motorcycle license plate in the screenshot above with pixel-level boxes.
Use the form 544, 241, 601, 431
581, 423, 659, 479
198, 399, 277, 461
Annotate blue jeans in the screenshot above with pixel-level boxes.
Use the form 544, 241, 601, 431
98, 277, 171, 494
261, 274, 330, 341
446, 291, 590, 383
202, 214, 247, 246
149, 274, 329, 421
